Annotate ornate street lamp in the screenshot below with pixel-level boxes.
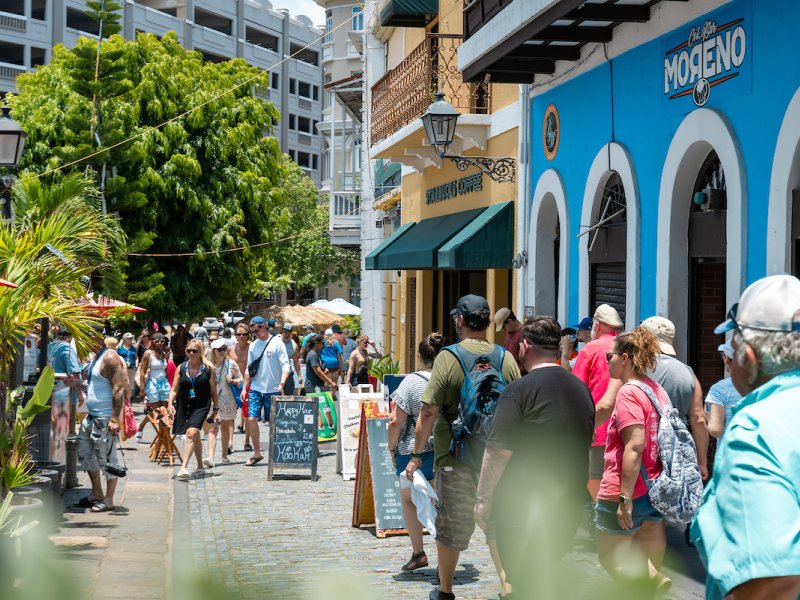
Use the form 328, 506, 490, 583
0, 106, 26, 168
420, 92, 515, 183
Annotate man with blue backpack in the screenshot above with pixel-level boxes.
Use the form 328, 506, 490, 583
405, 294, 521, 600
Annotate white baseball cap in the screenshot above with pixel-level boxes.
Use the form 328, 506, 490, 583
122, 332, 134, 340
717, 342, 734, 359
493, 307, 512, 332
593, 304, 623, 329
211, 338, 227, 350
715, 274, 800, 334
324, 328, 333, 336
641, 316, 676, 356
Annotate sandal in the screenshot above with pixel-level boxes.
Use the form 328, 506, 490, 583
73, 496, 99, 508
245, 456, 263, 467
90, 501, 113, 513
401, 551, 428, 571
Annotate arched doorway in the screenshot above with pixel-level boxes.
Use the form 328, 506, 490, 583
533, 194, 560, 319
588, 173, 627, 323
529, 169, 569, 322
688, 151, 727, 391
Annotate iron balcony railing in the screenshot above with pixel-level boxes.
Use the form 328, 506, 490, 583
370, 33, 491, 146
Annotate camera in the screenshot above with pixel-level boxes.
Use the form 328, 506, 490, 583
104, 463, 128, 478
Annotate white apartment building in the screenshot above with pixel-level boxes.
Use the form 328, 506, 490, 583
0, 0, 324, 185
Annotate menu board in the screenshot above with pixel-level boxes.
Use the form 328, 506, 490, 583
268, 397, 318, 481
338, 388, 385, 480
365, 417, 406, 533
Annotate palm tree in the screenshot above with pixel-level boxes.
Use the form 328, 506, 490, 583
0, 172, 126, 424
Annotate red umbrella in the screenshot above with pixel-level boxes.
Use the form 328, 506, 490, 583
82, 294, 146, 315
0, 277, 18, 288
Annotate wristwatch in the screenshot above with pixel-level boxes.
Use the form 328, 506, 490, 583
619, 495, 631, 505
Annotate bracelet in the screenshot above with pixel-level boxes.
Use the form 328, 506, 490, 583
410, 452, 423, 459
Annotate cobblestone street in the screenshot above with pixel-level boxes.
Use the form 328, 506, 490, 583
173, 423, 707, 600
56, 415, 706, 600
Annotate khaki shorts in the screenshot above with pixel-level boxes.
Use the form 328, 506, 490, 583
77, 415, 119, 479
434, 463, 495, 551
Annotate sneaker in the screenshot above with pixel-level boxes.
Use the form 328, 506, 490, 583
429, 587, 455, 600
237, 425, 244, 434
227, 446, 234, 454
135, 431, 143, 442
202, 458, 215, 469
243, 443, 253, 451
177, 468, 190, 480
192, 467, 205, 478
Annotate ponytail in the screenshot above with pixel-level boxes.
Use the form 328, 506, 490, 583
615, 326, 661, 376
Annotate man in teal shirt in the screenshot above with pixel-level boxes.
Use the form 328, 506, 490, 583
691, 274, 800, 600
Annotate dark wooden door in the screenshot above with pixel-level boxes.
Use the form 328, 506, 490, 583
590, 263, 626, 324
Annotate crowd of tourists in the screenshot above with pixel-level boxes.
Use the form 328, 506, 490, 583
386, 275, 799, 600
52, 274, 800, 600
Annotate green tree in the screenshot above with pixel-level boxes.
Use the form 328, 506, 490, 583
8, 32, 351, 320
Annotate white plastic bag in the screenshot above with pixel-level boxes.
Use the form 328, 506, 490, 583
399, 470, 438, 537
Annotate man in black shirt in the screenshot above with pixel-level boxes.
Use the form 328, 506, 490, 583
475, 316, 595, 598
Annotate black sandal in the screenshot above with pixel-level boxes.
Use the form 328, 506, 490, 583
401, 551, 428, 571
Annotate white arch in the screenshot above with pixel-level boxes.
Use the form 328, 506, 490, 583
656, 108, 746, 360
578, 143, 641, 330
767, 87, 800, 274
529, 169, 569, 321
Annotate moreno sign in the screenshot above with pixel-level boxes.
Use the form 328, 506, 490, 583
662, 2, 750, 111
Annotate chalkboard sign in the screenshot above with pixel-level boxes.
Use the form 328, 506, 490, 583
268, 397, 319, 481
365, 417, 405, 533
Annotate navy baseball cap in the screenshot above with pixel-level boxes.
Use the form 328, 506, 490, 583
331, 324, 342, 333
450, 294, 490, 318
268, 318, 276, 327
573, 317, 593, 331
250, 316, 266, 324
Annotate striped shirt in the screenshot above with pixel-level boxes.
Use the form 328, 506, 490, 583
391, 371, 433, 455
705, 377, 742, 431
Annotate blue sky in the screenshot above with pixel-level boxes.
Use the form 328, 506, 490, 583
270, 0, 325, 27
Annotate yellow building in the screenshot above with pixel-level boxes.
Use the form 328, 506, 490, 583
364, 0, 520, 372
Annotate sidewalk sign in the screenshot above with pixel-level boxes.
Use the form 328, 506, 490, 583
351, 401, 407, 537
338, 385, 385, 480
382, 374, 407, 410
268, 397, 319, 481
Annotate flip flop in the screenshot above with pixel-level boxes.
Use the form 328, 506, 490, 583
401, 551, 428, 571
73, 496, 99, 508
90, 502, 113, 513
245, 456, 263, 467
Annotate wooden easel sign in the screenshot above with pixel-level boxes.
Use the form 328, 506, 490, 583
268, 397, 318, 481
351, 401, 407, 538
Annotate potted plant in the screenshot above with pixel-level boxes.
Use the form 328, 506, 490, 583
367, 356, 400, 392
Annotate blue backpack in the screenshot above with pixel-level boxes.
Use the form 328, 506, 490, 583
445, 344, 507, 471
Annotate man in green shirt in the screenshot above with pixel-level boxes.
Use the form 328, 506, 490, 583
406, 294, 521, 600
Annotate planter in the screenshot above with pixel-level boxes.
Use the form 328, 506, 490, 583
33, 461, 65, 496
10, 485, 44, 502
8, 495, 45, 527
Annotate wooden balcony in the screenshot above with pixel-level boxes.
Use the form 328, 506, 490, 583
370, 33, 490, 146
463, 0, 514, 41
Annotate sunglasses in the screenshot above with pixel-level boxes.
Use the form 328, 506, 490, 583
605, 351, 621, 362
236, 333, 249, 337
215, 347, 227, 352
153, 339, 166, 343
186, 349, 199, 354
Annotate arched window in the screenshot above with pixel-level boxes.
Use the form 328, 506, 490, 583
692, 151, 727, 212
589, 172, 627, 323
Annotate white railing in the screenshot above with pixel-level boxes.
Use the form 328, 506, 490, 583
0, 62, 26, 81
0, 11, 26, 32
329, 191, 361, 233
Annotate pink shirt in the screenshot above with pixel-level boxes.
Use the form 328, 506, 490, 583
571, 333, 616, 446
598, 379, 671, 500
502, 328, 524, 373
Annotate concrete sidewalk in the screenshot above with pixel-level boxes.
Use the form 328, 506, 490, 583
53, 414, 174, 600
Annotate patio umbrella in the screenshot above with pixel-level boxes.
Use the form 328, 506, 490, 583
81, 294, 147, 315
246, 304, 345, 330
320, 297, 361, 316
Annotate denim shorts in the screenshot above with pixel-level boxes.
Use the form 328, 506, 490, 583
595, 495, 663, 535
145, 375, 171, 403
395, 450, 434, 480
248, 390, 278, 419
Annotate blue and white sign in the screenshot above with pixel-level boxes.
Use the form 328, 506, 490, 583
662, 1, 751, 113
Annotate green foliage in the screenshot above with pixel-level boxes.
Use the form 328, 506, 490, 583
15, 367, 54, 428
367, 356, 400, 379
85, 0, 122, 37
9, 32, 354, 321
342, 315, 361, 336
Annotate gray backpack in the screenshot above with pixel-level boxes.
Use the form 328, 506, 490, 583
626, 380, 704, 523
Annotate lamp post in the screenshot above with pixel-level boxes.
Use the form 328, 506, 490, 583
0, 105, 26, 221
421, 92, 516, 183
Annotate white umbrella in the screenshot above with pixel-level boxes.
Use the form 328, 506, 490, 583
316, 297, 361, 316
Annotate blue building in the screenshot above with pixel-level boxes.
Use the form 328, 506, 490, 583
460, 0, 800, 390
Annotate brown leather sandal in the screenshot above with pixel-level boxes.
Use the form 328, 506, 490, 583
401, 551, 428, 571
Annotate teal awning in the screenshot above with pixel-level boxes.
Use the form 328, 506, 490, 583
373, 208, 485, 270
380, 0, 438, 27
438, 202, 514, 269
364, 222, 416, 270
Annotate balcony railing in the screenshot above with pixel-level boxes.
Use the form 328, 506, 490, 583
329, 191, 361, 232
370, 34, 491, 146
